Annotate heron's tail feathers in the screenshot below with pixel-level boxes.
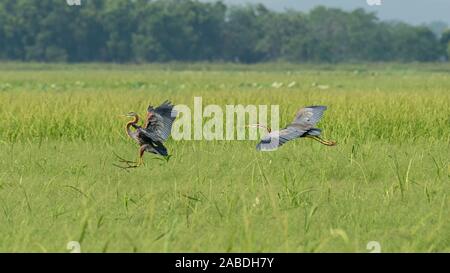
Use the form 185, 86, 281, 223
306, 128, 322, 136
147, 142, 168, 156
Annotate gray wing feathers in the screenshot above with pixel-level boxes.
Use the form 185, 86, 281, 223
143, 101, 178, 142
256, 105, 328, 151
256, 127, 304, 151
291, 106, 327, 130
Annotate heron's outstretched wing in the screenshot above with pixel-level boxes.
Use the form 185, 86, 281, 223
142, 100, 178, 142
146, 142, 168, 156
290, 106, 327, 131
256, 127, 305, 151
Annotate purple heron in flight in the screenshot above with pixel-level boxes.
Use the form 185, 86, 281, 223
249, 105, 336, 151
115, 101, 177, 169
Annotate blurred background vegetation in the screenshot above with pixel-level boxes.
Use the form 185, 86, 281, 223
1, 0, 450, 63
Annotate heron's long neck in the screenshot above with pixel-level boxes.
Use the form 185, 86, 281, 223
126, 115, 139, 138
248, 124, 271, 133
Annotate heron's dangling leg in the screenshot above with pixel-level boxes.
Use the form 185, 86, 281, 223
113, 145, 149, 169
307, 135, 337, 146
113, 151, 140, 169
113, 152, 134, 163
137, 144, 148, 166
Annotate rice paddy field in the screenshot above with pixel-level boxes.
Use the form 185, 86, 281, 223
0, 62, 449, 252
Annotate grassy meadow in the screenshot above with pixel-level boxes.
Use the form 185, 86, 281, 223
0, 63, 449, 252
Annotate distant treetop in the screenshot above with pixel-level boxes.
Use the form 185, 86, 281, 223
0, 0, 446, 63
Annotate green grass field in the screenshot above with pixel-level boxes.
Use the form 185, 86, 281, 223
0, 63, 448, 252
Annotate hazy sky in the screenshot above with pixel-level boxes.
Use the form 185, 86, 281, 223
210, 0, 450, 25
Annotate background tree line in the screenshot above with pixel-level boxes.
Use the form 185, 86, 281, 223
1, 0, 449, 63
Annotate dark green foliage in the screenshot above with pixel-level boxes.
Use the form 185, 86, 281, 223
0, 0, 445, 62
441, 29, 450, 60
